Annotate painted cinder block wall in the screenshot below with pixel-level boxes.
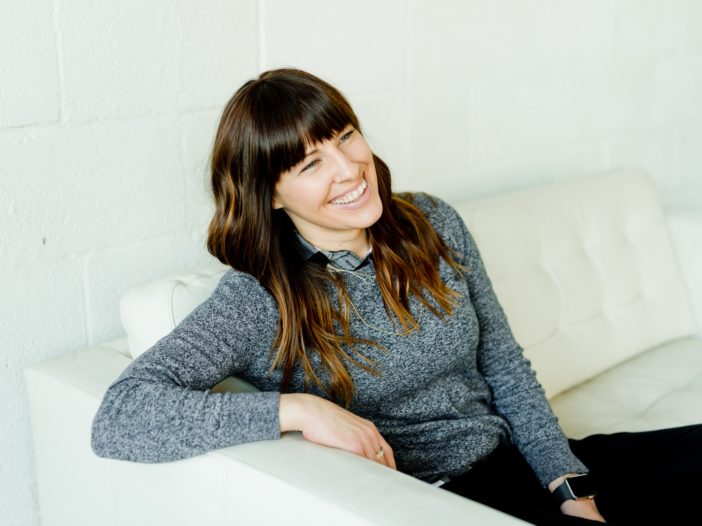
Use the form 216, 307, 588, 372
1, 1, 701, 524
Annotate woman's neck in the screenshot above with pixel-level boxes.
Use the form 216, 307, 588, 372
300, 229, 371, 259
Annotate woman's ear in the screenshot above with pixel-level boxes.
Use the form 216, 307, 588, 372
272, 192, 284, 210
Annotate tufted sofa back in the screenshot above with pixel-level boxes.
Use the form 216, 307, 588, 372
454, 167, 697, 397
120, 168, 697, 398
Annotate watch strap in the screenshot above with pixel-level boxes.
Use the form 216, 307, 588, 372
551, 474, 598, 505
552, 478, 577, 504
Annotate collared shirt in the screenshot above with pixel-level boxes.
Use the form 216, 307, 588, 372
294, 230, 372, 271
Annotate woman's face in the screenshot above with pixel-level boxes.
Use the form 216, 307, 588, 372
272, 125, 383, 251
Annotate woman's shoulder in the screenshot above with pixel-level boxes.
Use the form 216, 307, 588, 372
395, 191, 464, 232
211, 267, 277, 313
396, 190, 454, 215
395, 191, 470, 260
218, 266, 264, 288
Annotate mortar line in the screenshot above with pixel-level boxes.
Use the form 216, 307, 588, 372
81, 254, 94, 345
49, 0, 68, 122
257, 0, 266, 72
404, 0, 414, 184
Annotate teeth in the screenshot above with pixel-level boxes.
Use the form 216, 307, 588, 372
331, 179, 367, 205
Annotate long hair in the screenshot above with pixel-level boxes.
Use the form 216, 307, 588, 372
207, 68, 465, 407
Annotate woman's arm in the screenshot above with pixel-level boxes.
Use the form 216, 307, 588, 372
434, 198, 588, 487
438, 199, 607, 521
91, 271, 281, 462
92, 270, 397, 470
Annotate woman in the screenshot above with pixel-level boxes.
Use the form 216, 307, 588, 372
92, 68, 700, 525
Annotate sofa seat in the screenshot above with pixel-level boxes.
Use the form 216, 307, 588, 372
551, 336, 702, 439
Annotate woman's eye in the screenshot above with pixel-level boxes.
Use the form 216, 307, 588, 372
340, 129, 354, 142
301, 159, 320, 173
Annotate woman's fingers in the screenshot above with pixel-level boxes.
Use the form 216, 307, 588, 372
366, 441, 387, 466
360, 434, 397, 470
360, 426, 396, 470
366, 435, 396, 469
381, 439, 396, 470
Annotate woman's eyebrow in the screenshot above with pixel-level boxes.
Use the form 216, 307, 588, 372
302, 128, 350, 158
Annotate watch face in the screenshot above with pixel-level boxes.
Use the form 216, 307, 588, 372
568, 475, 598, 498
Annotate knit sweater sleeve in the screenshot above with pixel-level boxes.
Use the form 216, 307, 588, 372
90, 269, 281, 463
430, 196, 588, 486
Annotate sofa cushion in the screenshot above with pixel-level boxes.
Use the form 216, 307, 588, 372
120, 265, 228, 358
668, 210, 702, 334
453, 168, 698, 398
550, 336, 702, 439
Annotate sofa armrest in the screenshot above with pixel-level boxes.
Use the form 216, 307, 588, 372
668, 209, 702, 336
25, 345, 525, 525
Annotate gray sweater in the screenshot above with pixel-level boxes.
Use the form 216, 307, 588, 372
91, 193, 587, 486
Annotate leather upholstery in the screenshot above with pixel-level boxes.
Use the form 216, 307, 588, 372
551, 337, 702, 438
120, 266, 228, 359
24, 168, 701, 525
454, 168, 697, 398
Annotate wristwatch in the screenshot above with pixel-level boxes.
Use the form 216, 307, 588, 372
551, 474, 598, 505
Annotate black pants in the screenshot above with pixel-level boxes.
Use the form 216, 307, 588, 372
439, 424, 702, 525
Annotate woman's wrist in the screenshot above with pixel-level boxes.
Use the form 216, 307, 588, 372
548, 473, 579, 493
279, 393, 314, 432
549, 474, 606, 522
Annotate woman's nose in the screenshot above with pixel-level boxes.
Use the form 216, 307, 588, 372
329, 145, 355, 182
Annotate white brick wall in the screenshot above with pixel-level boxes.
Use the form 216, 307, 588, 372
1, 1, 701, 525
263, 0, 408, 95
0, 0, 60, 127
180, 111, 221, 227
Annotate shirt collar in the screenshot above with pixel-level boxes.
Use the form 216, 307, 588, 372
294, 230, 372, 271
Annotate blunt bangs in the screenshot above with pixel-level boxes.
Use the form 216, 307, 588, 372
248, 72, 360, 182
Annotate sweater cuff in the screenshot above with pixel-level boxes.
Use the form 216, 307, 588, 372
520, 436, 589, 487
218, 391, 281, 444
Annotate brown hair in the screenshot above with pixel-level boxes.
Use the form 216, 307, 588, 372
208, 68, 464, 407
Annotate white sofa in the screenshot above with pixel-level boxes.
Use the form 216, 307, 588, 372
24, 168, 702, 526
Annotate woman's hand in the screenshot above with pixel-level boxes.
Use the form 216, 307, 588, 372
548, 474, 606, 523
560, 498, 605, 522
279, 393, 396, 470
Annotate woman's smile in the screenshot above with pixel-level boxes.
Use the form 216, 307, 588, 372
329, 175, 369, 207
